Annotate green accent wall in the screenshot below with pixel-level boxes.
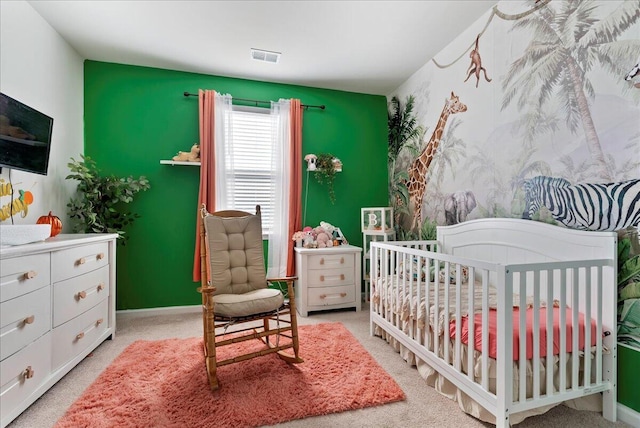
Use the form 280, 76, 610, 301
84, 61, 388, 310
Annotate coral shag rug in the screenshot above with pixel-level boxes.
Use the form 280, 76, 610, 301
55, 322, 405, 428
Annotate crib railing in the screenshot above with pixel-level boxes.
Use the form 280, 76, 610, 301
369, 240, 616, 425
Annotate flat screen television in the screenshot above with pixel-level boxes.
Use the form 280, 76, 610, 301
0, 92, 54, 175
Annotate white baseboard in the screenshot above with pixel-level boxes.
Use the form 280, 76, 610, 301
618, 402, 640, 427
116, 304, 201, 319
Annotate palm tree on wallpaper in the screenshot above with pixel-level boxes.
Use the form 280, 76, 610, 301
464, 144, 552, 219
422, 117, 466, 224
507, 146, 553, 217
388, 95, 422, 234
501, 0, 640, 181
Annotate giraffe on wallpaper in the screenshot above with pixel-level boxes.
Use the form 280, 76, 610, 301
406, 92, 467, 231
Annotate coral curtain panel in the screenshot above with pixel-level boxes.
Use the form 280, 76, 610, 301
287, 99, 303, 277
193, 90, 216, 282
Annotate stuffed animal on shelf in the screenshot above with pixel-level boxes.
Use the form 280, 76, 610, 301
320, 221, 336, 236
172, 144, 200, 162
302, 229, 316, 248
314, 226, 333, 248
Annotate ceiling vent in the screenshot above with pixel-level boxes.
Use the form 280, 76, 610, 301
251, 48, 281, 64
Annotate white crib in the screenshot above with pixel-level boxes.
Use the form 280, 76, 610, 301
369, 218, 617, 426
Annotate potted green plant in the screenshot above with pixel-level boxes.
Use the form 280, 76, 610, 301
66, 155, 151, 244
314, 153, 340, 204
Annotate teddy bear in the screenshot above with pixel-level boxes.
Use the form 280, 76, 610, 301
302, 229, 316, 248
314, 226, 333, 248
172, 144, 200, 162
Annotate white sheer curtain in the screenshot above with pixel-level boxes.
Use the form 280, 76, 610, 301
267, 99, 291, 278
213, 93, 234, 209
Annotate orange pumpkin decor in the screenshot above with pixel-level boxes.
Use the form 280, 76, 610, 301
37, 211, 63, 237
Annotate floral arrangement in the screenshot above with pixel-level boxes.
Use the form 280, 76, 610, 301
291, 231, 305, 241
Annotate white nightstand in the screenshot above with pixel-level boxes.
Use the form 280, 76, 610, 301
294, 245, 362, 316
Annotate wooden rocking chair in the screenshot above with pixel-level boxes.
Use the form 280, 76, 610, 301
198, 204, 303, 389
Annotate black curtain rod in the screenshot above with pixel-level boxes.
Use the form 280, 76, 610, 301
183, 92, 325, 110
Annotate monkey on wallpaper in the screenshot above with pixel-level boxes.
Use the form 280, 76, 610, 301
464, 34, 492, 88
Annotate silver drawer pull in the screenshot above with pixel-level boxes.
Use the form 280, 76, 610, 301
76, 291, 87, 300
76, 332, 85, 340
97, 283, 105, 292
96, 318, 104, 326
24, 315, 35, 325
23, 366, 34, 379
23, 270, 37, 280
76, 257, 86, 266
97, 252, 105, 261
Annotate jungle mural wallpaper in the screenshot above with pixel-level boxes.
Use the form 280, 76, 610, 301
389, 0, 639, 237
388, 0, 640, 344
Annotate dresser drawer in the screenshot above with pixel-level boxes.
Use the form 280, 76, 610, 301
307, 253, 354, 270
307, 268, 354, 287
52, 299, 108, 370
308, 285, 355, 306
0, 254, 50, 303
0, 286, 51, 361
53, 265, 109, 328
51, 242, 109, 283
0, 332, 51, 422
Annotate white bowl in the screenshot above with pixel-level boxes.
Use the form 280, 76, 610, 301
0, 224, 51, 246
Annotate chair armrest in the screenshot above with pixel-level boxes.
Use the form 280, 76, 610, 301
197, 285, 217, 294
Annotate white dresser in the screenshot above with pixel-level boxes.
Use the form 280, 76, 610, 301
0, 234, 117, 428
294, 245, 362, 317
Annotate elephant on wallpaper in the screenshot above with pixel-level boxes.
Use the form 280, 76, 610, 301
444, 190, 477, 225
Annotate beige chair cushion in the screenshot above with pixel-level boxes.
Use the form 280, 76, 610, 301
204, 210, 285, 318
215, 288, 285, 318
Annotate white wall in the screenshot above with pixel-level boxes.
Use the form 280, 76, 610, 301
0, 0, 83, 229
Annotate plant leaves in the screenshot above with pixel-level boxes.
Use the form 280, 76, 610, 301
619, 254, 640, 287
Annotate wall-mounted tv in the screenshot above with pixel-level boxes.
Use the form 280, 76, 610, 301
0, 92, 54, 176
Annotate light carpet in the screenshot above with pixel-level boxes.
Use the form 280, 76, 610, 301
54, 322, 405, 428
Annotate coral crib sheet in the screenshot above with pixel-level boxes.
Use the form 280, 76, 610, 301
452, 307, 599, 360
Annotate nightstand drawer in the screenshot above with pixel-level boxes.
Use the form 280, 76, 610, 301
308, 286, 355, 306
307, 268, 354, 287
0, 253, 50, 303
307, 253, 353, 270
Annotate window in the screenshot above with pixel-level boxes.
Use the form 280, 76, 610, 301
221, 106, 277, 233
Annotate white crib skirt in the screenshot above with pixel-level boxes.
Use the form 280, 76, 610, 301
373, 323, 602, 425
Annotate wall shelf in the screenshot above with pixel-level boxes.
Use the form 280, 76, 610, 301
160, 160, 201, 166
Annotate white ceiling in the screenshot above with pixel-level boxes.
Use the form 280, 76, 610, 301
28, 1, 496, 96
